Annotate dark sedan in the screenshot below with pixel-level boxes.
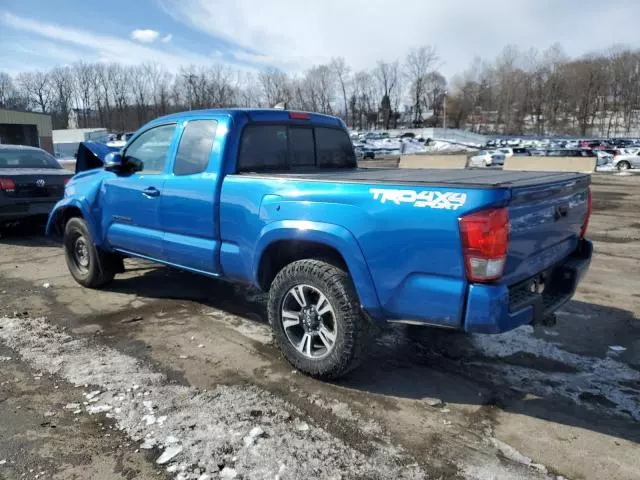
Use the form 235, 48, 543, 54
0, 145, 73, 227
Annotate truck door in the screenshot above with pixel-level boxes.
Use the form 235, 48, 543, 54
160, 119, 221, 274
102, 123, 176, 259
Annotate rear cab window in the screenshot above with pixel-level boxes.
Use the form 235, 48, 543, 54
237, 123, 355, 172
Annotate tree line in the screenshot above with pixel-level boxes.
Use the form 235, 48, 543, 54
450, 44, 640, 137
1, 43, 639, 136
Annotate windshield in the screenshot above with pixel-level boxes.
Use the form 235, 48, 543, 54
0, 148, 62, 169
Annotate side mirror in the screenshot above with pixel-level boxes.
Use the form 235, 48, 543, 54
104, 152, 123, 172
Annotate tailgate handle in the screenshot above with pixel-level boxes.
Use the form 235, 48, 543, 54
554, 204, 569, 220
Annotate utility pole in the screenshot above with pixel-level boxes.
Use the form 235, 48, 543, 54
443, 90, 448, 130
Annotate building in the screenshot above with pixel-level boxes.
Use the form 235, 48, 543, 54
0, 108, 54, 153
52, 128, 110, 159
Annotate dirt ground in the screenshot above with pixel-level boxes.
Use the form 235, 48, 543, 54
0, 173, 639, 480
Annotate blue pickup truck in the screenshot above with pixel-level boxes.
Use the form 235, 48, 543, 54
47, 109, 592, 378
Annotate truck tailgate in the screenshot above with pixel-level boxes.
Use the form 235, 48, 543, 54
503, 175, 590, 286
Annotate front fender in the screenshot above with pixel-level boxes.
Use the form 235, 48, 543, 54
46, 198, 102, 246
253, 220, 383, 319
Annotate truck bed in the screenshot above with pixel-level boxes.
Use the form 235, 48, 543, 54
239, 168, 590, 189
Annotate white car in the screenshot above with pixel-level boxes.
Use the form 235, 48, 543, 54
468, 151, 505, 167
468, 151, 492, 167
613, 150, 640, 171
497, 148, 514, 158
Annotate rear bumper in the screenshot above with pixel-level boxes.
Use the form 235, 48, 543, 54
0, 200, 58, 223
463, 239, 593, 333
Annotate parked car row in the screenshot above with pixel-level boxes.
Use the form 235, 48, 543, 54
468, 145, 640, 171
486, 137, 640, 151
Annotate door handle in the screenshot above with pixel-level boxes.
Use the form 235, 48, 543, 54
142, 187, 160, 198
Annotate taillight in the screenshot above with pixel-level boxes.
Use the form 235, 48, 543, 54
64, 177, 70, 186
0, 178, 16, 191
580, 188, 592, 238
459, 207, 510, 283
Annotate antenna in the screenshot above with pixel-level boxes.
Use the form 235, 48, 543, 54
273, 102, 287, 110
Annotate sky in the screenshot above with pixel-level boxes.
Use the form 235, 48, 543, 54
1, 0, 640, 78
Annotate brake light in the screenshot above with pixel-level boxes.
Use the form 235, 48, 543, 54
64, 177, 70, 186
459, 207, 510, 283
289, 111, 310, 120
0, 178, 16, 191
580, 188, 592, 238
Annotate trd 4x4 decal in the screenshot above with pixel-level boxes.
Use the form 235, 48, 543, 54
369, 188, 467, 210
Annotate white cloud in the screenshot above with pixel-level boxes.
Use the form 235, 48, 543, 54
131, 29, 160, 43
158, 0, 640, 75
231, 50, 274, 65
161, 33, 173, 43
0, 12, 239, 72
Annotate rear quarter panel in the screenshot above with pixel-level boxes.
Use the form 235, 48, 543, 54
219, 175, 510, 326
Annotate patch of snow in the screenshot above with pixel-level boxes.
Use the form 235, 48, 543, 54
220, 467, 238, 480
142, 414, 156, 425
85, 390, 101, 401
243, 426, 265, 446
608, 345, 627, 352
469, 325, 640, 420
0, 316, 426, 480
492, 438, 532, 465
140, 438, 157, 449
157, 445, 183, 464
87, 404, 112, 414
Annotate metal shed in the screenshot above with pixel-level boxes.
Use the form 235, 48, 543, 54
0, 108, 54, 154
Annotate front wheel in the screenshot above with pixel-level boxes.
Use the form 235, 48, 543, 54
617, 161, 631, 171
267, 259, 371, 379
63, 217, 118, 288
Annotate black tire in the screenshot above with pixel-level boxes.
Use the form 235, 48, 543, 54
268, 259, 371, 379
63, 217, 117, 288
617, 161, 631, 171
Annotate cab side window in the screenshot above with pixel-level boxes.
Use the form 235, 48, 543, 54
124, 124, 176, 174
174, 120, 218, 175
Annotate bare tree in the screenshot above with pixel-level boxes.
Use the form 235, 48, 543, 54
352, 71, 376, 130
17, 71, 53, 113
0, 72, 28, 110
424, 71, 447, 123
330, 58, 351, 124
373, 60, 399, 129
236, 72, 262, 108
405, 46, 438, 126
72, 62, 98, 127
49, 67, 75, 129
258, 67, 291, 107
131, 65, 151, 125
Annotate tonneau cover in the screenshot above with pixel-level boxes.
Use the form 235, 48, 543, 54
240, 168, 590, 189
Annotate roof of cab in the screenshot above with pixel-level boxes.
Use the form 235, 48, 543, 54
147, 108, 344, 128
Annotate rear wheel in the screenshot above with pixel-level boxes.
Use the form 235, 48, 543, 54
268, 259, 370, 379
63, 217, 118, 288
617, 161, 631, 171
